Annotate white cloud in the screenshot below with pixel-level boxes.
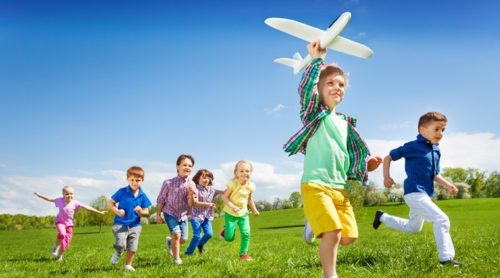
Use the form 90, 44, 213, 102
265, 104, 285, 116
2, 132, 497, 216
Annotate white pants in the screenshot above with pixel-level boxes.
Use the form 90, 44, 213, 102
380, 192, 455, 261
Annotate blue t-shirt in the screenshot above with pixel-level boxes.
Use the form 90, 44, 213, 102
111, 185, 152, 227
389, 134, 440, 196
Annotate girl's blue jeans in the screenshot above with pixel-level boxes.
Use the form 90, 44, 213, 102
185, 218, 213, 254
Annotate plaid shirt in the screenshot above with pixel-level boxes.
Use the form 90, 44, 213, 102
283, 58, 371, 184
190, 184, 224, 221
156, 176, 194, 221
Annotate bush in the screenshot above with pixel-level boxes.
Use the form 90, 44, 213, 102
364, 190, 388, 206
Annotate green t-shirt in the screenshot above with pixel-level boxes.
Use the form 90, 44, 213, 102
301, 111, 350, 189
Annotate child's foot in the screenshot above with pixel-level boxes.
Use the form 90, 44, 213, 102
197, 244, 205, 253
173, 257, 183, 265
240, 253, 253, 261
184, 251, 194, 256
373, 210, 384, 229
439, 259, 463, 267
51, 245, 59, 257
166, 236, 173, 256
303, 220, 315, 244
124, 264, 136, 271
110, 251, 121, 264
55, 254, 63, 261
219, 229, 225, 240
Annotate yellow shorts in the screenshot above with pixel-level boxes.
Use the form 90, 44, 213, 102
301, 182, 358, 239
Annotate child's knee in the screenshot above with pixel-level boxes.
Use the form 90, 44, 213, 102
114, 239, 127, 252
205, 232, 213, 239
339, 237, 356, 246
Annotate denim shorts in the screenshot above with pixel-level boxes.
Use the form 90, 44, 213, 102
163, 212, 188, 241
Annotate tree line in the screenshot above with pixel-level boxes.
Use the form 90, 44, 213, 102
1, 167, 499, 230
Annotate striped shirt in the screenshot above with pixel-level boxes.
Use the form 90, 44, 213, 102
191, 184, 224, 221
283, 57, 371, 184
157, 176, 194, 221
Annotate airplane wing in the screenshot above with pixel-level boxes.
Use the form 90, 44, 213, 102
264, 18, 324, 43
327, 36, 373, 58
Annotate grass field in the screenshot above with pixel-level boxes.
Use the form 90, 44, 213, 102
1, 198, 499, 277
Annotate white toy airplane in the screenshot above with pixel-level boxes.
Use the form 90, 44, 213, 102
265, 12, 373, 74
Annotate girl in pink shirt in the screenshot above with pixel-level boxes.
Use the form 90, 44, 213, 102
34, 186, 105, 261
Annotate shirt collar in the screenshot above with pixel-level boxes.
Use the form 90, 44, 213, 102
126, 185, 143, 196
417, 134, 436, 146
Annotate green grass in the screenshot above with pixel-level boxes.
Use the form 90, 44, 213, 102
1, 198, 499, 277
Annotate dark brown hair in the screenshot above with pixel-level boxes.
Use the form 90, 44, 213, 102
418, 112, 447, 128
176, 154, 195, 166
192, 169, 214, 185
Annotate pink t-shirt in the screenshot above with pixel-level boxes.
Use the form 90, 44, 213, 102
54, 197, 82, 226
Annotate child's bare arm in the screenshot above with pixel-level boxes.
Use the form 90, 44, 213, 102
221, 189, 240, 213
33, 192, 55, 202
248, 193, 259, 216
80, 204, 106, 215
108, 199, 125, 217
134, 206, 149, 217
383, 155, 395, 188
435, 174, 458, 196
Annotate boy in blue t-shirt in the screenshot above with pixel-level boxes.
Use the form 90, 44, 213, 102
108, 166, 152, 271
373, 112, 462, 267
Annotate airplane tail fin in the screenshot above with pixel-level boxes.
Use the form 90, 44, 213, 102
274, 52, 307, 75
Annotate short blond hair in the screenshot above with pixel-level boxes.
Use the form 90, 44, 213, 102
62, 186, 74, 194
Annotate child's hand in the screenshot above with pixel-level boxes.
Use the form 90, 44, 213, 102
98, 210, 106, 215
209, 203, 216, 208
383, 177, 395, 188
156, 214, 164, 224
134, 206, 142, 215
116, 209, 125, 217
446, 184, 458, 196
307, 40, 326, 59
367, 156, 383, 172
231, 205, 241, 213
252, 210, 260, 216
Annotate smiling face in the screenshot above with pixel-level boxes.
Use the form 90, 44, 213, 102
318, 71, 346, 111
419, 120, 447, 145
127, 175, 144, 193
234, 161, 253, 185
62, 187, 74, 204
176, 158, 194, 178
198, 173, 211, 187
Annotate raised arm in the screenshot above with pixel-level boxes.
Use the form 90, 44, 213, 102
299, 41, 326, 124
33, 192, 55, 203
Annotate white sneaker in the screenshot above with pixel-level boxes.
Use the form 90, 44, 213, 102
51, 245, 59, 257
110, 251, 121, 264
173, 257, 183, 265
166, 236, 173, 256
55, 254, 63, 261
303, 220, 315, 244
124, 265, 136, 271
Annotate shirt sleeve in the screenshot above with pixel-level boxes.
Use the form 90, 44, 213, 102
389, 144, 408, 161
156, 180, 168, 206
141, 194, 152, 209
299, 58, 324, 124
111, 189, 123, 203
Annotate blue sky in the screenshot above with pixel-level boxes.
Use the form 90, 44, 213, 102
1, 0, 499, 215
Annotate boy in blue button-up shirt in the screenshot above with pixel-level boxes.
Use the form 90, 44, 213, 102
373, 112, 462, 267
108, 166, 152, 271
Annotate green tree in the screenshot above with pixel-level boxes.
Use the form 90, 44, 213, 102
442, 167, 486, 197
483, 171, 500, 197
289, 192, 302, 208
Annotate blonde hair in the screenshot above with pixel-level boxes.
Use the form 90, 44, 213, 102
233, 160, 253, 179
62, 185, 74, 194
